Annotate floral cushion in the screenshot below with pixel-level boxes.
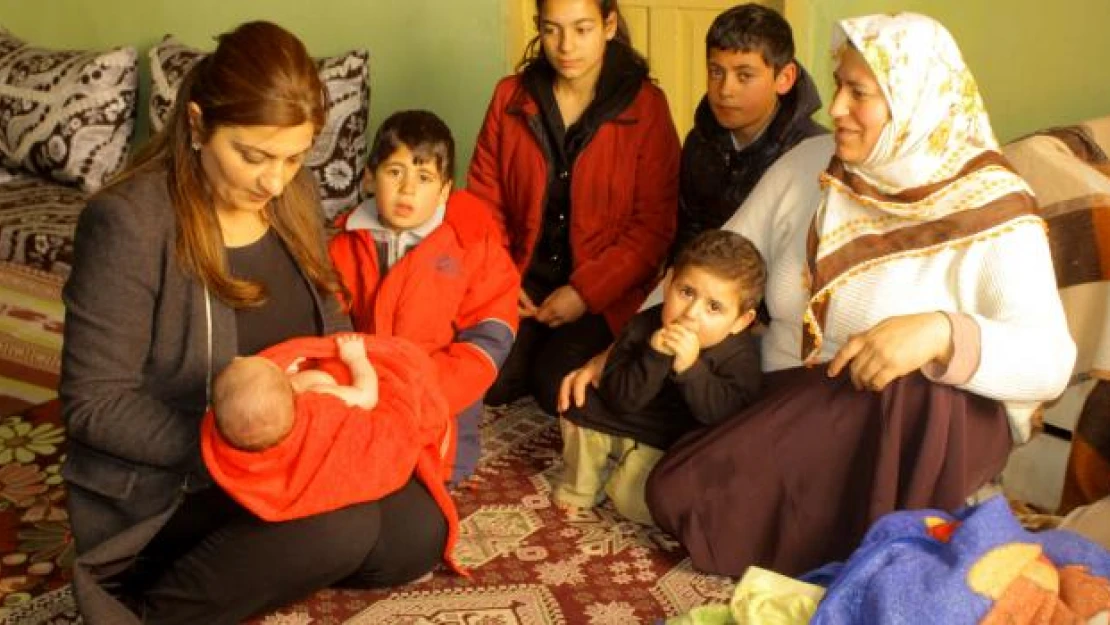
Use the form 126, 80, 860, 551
0, 29, 138, 193
0, 399, 73, 615
148, 36, 370, 220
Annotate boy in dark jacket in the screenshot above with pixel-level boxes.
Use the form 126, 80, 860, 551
557, 230, 765, 524
672, 3, 826, 261
330, 110, 520, 483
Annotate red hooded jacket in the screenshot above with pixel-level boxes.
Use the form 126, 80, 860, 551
328, 190, 520, 420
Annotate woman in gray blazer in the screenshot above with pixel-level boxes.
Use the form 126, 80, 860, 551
61, 21, 446, 625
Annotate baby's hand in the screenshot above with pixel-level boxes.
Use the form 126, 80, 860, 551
336, 334, 366, 361
285, 356, 307, 374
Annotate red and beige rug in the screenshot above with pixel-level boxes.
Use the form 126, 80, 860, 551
0, 262, 63, 416
0, 259, 735, 624
1, 399, 734, 624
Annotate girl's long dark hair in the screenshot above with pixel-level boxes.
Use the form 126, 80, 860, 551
517, 0, 648, 74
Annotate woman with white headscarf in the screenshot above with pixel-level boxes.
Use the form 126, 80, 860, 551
631, 13, 1076, 576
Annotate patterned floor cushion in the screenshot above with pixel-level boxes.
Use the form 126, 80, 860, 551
0, 261, 64, 416
0, 29, 138, 194
0, 177, 84, 276
0, 398, 73, 620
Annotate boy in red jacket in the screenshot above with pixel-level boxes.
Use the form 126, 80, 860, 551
330, 110, 520, 483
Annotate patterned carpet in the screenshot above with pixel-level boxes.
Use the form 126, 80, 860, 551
2, 401, 735, 625
0, 263, 734, 623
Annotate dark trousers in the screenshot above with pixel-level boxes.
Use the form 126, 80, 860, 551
485, 314, 613, 415
125, 477, 445, 624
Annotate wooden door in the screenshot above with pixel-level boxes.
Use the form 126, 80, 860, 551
505, 0, 784, 139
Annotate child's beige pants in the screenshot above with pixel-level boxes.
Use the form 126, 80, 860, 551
554, 418, 664, 526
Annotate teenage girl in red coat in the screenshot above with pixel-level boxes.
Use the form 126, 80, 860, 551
468, 0, 681, 414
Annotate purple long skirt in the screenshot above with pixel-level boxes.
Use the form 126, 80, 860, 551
645, 366, 1011, 577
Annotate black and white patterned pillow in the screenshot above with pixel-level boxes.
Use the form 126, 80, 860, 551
147, 36, 202, 132
0, 176, 85, 275
0, 29, 138, 193
148, 36, 370, 221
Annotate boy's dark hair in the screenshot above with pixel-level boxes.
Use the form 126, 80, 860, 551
674, 229, 766, 312
367, 110, 455, 181
705, 3, 794, 72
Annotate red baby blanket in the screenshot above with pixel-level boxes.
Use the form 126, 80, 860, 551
200, 334, 464, 574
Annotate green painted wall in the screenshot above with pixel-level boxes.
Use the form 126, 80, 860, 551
789, 0, 1110, 142
2, 0, 1107, 178
0, 0, 508, 183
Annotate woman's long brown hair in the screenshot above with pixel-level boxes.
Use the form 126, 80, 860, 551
107, 21, 339, 308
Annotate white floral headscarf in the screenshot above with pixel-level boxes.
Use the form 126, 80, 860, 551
834, 12, 999, 192
800, 13, 1041, 362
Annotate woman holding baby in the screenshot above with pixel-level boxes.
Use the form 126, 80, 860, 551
60, 21, 446, 625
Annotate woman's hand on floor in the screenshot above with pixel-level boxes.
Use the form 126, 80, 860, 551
827, 312, 953, 392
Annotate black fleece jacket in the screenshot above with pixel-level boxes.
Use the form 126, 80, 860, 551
671, 62, 826, 261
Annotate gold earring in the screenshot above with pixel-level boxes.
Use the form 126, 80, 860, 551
191, 140, 201, 151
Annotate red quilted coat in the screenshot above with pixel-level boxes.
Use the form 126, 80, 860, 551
467, 74, 681, 332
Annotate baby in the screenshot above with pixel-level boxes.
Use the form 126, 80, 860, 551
213, 334, 379, 451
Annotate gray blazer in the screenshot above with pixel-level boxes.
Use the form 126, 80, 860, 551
60, 168, 349, 623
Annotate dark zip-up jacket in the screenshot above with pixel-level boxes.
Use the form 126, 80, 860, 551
672, 62, 826, 261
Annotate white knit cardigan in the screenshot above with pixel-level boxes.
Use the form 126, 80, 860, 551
714, 135, 1077, 442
